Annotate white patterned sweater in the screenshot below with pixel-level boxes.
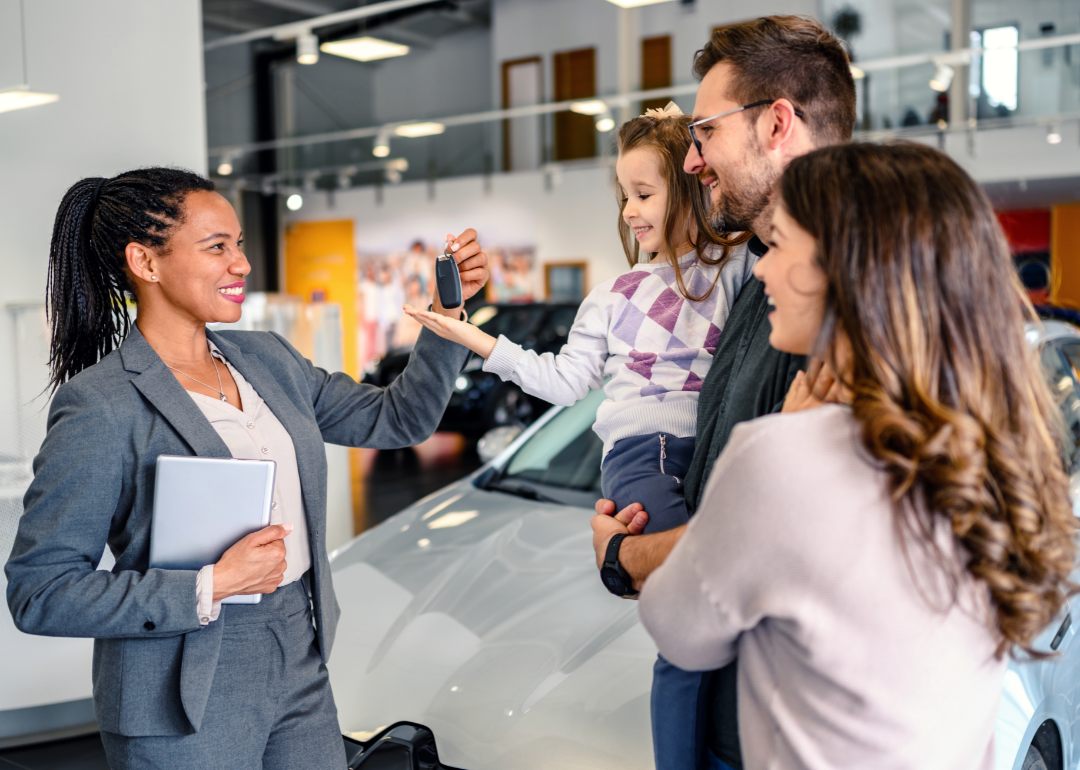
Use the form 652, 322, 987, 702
483, 242, 756, 459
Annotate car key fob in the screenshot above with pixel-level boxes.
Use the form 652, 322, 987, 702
436, 246, 463, 309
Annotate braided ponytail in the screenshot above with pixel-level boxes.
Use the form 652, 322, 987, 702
46, 168, 214, 390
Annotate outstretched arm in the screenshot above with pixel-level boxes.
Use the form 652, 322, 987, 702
404, 305, 497, 358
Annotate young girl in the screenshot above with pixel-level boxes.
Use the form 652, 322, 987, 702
404, 103, 754, 770
406, 103, 752, 532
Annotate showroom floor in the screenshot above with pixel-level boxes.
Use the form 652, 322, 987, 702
0, 439, 481, 768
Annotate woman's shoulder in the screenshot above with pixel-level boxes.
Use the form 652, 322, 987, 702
719, 405, 867, 482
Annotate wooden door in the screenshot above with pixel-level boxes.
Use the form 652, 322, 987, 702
553, 47, 596, 161
641, 35, 672, 113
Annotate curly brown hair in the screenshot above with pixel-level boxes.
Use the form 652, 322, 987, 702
615, 112, 751, 302
781, 141, 1077, 658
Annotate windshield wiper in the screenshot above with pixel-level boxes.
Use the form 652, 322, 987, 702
485, 479, 565, 505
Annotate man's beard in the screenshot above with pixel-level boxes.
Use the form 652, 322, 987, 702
707, 139, 776, 235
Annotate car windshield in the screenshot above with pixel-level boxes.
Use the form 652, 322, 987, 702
491, 387, 605, 505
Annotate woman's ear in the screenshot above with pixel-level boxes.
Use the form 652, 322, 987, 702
125, 243, 159, 285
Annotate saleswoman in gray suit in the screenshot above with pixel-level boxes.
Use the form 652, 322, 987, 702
5, 168, 488, 770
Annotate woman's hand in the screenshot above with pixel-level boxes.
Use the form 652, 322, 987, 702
431, 229, 489, 319
211, 523, 291, 602
404, 304, 498, 358
782, 358, 848, 413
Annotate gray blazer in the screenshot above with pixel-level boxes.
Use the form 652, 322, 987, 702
5, 323, 469, 737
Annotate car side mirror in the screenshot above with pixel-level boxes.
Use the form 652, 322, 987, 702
478, 425, 524, 464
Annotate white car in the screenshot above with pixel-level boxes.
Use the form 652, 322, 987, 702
328, 320, 1080, 770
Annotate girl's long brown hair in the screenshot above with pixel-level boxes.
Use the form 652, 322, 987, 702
615, 114, 751, 301
782, 141, 1077, 658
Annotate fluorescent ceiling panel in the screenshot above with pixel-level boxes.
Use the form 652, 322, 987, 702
394, 122, 445, 138
0, 89, 59, 114
321, 36, 410, 62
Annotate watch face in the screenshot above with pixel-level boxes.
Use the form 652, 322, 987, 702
600, 567, 626, 595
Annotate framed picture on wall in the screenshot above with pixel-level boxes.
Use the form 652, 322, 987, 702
544, 261, 587, 302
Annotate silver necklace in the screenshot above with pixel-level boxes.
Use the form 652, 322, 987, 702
165, 351, 228, 402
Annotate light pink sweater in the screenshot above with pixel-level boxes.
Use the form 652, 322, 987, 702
639, 405, 1005, 770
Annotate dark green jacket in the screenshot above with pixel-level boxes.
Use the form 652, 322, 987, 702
682, 237, 806, 768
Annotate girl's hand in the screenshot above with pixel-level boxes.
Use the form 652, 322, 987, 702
404, 304, 498, 358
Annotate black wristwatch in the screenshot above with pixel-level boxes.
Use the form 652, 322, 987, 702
600, 533, 638, 597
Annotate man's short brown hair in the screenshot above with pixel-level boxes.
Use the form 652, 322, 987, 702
693, 16, 856, 146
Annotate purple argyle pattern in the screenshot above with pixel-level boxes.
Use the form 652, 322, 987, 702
608, 256, 732, 402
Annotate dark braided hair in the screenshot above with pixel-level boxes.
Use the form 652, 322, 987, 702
46, 168, 215, 391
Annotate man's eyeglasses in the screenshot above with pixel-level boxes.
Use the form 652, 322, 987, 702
687, 100, 806, 157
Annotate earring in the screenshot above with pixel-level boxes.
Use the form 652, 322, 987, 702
151, 276, 157, 281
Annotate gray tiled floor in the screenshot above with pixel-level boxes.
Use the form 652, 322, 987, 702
3, 443, 481, 768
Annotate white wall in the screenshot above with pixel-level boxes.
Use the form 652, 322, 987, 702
0, 0, 206, 715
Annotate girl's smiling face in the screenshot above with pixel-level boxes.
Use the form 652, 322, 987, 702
617, 147, 669, 257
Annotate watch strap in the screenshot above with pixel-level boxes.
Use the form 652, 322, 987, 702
603, 533, 638, 597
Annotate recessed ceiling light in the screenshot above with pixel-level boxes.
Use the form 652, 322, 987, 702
0, 88, 59, 115
394, 122, 445, 138
605, 0, 675, 6
570, 100, 607, 116
321, 37, 410, 63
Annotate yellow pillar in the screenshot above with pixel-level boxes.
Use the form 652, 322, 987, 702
1051, 203, 1080, 310
283, 220, 358, 378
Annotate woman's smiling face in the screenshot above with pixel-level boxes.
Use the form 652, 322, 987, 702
752, 202, 828, 355
137, 190, 251, 325
617, 147, 669, 256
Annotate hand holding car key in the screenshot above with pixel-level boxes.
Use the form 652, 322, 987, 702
435, 239, 463, 309
402, 228, 489, 321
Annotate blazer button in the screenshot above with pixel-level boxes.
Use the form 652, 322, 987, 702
144, 621, 156, 631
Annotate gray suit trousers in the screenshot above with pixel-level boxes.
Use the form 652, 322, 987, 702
100, 581, 346, 770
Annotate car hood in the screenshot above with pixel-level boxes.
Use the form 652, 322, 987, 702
328, 478, 656, 770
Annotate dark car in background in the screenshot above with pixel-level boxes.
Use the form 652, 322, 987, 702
362, 302, 581, 435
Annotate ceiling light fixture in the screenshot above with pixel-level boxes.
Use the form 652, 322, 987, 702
296, 31, 319, 65
216, 161, 234, 176
929, 63, 954, 92
1047, 123, 1063, 144
286, 194, 304, 211
373, 127, 391, 157
0, 87, 59, 114
0, 5, 58, 115
850, 65, 866, 80
321, 36, 410, 63
595, 109, 615, 133
570, 100, 608, 116
605, 0, 676, 7
394, 122, 445, 138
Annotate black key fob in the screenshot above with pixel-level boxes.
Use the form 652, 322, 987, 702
436, 252, 463, 309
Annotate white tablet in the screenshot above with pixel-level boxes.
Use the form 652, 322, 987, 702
149, 455, 276, 605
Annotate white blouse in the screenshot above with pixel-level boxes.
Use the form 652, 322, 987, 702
188, 343, 312, 624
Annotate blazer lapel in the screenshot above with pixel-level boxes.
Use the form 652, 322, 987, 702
207, 331, 325, 529
121, 325, 232, 459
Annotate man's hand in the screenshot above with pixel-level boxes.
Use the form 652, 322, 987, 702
590, 499, 650, 569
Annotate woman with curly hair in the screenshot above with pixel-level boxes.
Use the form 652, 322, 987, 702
636, 141, 1077, 769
